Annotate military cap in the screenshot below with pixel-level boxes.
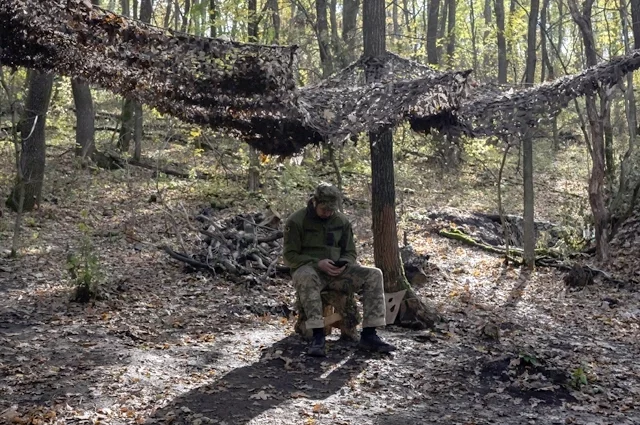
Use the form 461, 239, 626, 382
314, 182, 342, 210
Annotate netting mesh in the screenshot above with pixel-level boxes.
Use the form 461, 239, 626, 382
2, 0, 640, 155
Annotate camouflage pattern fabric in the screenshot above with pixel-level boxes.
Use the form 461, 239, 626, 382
293, 263, 386, 329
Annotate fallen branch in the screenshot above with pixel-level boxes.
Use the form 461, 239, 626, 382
162, 245, 211, 271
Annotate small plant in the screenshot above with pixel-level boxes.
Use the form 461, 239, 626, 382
67, 218, 103, 302
570, 366, 589, 390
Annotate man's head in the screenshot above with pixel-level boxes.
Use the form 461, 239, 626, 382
312, 182, 341, 219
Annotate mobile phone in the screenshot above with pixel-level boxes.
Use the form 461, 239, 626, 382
332, 260, 348, 267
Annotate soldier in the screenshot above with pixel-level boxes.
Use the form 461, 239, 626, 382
283, 182, 396, 357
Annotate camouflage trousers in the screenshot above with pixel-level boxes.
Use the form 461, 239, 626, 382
292, 263, 386, 329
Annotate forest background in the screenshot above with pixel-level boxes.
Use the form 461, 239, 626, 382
1, 0, 640, 423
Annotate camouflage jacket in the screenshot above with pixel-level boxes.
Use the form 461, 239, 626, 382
283, 201, 357, 274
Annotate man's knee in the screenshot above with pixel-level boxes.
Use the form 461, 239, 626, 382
293, 264, 321, 292
365, 267, 383, 291
350, 265, 383, 291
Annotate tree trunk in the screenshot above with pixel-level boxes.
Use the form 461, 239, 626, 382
71, 0, 100, 160
611, 0, 638, 238
164, 0, 173, 29
482, 0, 492, 72
426, 0, 440, 65
132, 0, 138, 19
330, 0, 340, 61
118, 0, 134, 153
267, 0, 280, 42
437, 0, 448, 62
181, 0, 191, 33
71, 79, 96, 159
522, 0, 540, 269
540, 0, 550, 82
393, 0, 400, 49
133, 102, 143, 161
7, 71, 54, 212
569, 0, 610, 261
316, 0, 334, 76
631, 0, 640, 47
133, 0, 152, 160
121, 0, 129, 16
247, 0, 260, 192
446, 0, 456, 68
342, 0, 359, 66
118, 98, 134, 152
469, 0, 479, 72
495, 0, 507, 83
209, 0, 217, 37
363, 0, 439, 329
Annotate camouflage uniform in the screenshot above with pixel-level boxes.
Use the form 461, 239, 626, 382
283, 183, 386, 329
292, 263, 387, 329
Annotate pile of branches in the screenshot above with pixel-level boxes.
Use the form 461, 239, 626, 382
163, 209, 286, 281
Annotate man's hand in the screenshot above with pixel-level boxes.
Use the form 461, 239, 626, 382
318, 259, 346, 277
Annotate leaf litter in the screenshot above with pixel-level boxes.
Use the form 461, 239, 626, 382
0, 154, 638, 425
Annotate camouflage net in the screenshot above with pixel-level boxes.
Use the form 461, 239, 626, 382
0, 0, 469, 155
449, 50, 640, 138
0, 0, 301, 148
3, 0, 640, 156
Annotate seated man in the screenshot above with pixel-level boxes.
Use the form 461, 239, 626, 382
283, 182, 396, 357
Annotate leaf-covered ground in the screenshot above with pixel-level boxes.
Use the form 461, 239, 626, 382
1, 143, 639, 425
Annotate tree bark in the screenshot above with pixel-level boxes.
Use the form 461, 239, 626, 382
426, 0, 441, 65
181, 0, 191, 33
342, 0, 359, 66
71, 79, 96, 159
247, 0, 260, 192
71, 0, 100, 160
482, 0, 492, 72
7, 71, 54, 212
611, 0, 638, 238
522, 0, 540, 269
164, 0, 173, 29
540, 0, 550, 81
118, 98, 134, 152
469, 0, 479, 72
330, 0, 340, 61
363, 0, 439, 329
267, 0, 280, 43
316, 0, 334, 76
446, 0, 456, 68
437, 0, 448, 62
121, 0, 129, 16
209, 0, 217, 37
495, 0, 507, 83
568, 0, 610, 261
631, 0, 640, 48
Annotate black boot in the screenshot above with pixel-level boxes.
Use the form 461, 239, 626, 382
308, 328, 326, 357
358, 328, 396, 353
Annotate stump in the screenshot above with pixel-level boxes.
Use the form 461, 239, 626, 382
295, 290, 360, 341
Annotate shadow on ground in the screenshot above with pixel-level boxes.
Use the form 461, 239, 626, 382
150, 335, 370, 424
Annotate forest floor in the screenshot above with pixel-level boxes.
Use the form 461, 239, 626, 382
0, 140, 639, 425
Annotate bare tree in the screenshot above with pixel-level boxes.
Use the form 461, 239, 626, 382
568, 0, 610, 261
6, 70, 54, 213
363, 0, 439, 329
522, 0, 540, 268
495, 0, 507, 83
426, 0, 441, 65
